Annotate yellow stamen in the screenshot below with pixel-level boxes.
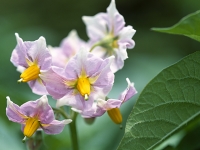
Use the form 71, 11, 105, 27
76, 77, 90, 100
107, 108, 122, 124
23, 117, 40, 138
18, 64, 40, 82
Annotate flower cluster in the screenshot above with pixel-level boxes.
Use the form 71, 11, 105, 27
7, 0, 137, 140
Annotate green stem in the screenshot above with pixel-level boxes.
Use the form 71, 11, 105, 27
26, 131, 43, 150
52, 107, 70, 119
89, 42, 101, 52
53, 107, 79, 150
69, 112, 79, 150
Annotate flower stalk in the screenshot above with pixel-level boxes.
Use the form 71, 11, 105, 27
69, 112, 79, 150
54, 107, 79, 150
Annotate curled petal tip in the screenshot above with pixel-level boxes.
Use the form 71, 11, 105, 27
126, 78, 134, 87
15, 33, 19, 37
6, 96, 12, 105
64, 119, 73, 124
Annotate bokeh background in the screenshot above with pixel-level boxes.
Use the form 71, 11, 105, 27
0, 0, 199, 150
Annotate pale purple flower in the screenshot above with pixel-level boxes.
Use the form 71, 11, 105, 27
79, 78, 137, 120
10, 33, 52, 95
41, 49, 115, 111
6, 95, 72, 139
49, 30, 88, 68
82, 0, 136, 72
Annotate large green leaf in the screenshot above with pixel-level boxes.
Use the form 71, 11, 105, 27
152, 10, 200, 42
117, 51, 200, 150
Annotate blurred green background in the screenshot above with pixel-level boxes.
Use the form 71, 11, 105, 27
0, 0, 200, 150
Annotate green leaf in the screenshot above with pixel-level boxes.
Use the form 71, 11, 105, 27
117, 51, 200, 150
152, 10, 200, 42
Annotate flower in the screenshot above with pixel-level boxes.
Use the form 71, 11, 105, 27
85, 78, 137, 124
41, 49, 115, 112
49, 30, 88, 68
98, 78, 137, 124
10, 33, 52, 95
82, 0, 136, 73
6, 95, 72, 140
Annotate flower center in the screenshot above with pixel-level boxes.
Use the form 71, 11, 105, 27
23, 117, 40, 138
107, 108, 122, 124
104, 32, 119, 48
111, 39, 118, 48
18, 64, 40, 82
76, 77, 91, 100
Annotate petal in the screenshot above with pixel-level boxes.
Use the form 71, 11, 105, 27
28, 79, 49, 95
64, 48, 88, 79
42, 119, 72, 134
56, 93, 94, 111
20, 95, 54, 124
79, 104, 106, 118
97, 99, 122, 110
82, 13, 108, 42
10, 33, 30, 68
60, 30, 87, 57
6, 96, 26, 123
40, 68, 70, 99
27, 36, 51, 70
119, 78, 137, 103
49, 46, 67, 68
85, 52, 113, 78
64, 48, 109, 79
92, 56, 115, 94
20, 100, 38, 117
118, 26, 136, 49
36, 95, 55, 124
50, 30, 88, 69
109, 47, 127, 73
107, 0, 125, 35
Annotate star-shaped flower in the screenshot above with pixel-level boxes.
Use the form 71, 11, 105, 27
10, 33, 52, 95
83, 0, 136, 72
41, 49, 115, 112
6, 95, 72, 140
